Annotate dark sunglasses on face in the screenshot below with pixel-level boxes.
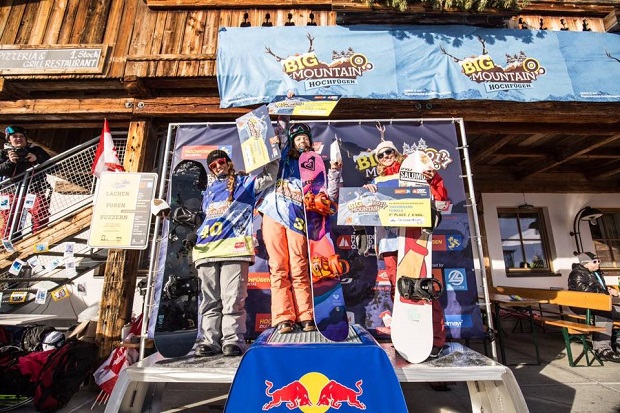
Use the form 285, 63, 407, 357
209, 158, 228, 170
377, 148, 394, 160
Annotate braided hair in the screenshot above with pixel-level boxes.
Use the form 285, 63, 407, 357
225, 161, 237, 203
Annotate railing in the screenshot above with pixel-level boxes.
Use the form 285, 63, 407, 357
0, 136, 127, 242
0, 135, 127, 309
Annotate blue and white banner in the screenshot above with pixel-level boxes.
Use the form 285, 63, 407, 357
217, 25, 620, 107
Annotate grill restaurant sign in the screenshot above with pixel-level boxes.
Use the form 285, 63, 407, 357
217, 25, 620, 107
0, 45, 105, 74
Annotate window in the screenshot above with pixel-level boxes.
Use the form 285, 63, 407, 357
498, 208, 552, 276
590, 210, 620, 270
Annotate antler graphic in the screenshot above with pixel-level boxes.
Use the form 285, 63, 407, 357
376, 122, 386, 141
264, 46, 285, 62
606, 50, 620, 64
306, 33, 315, 53
477, 35, 487, 55
440, 45, 463, 62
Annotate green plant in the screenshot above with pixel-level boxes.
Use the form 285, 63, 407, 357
367, 0, 527, 12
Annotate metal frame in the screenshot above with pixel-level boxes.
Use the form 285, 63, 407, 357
138, 117, 497, 361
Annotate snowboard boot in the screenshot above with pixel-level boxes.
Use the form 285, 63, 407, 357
276, 320, 294, 334
300, 320, 317, 332
222, 344, 243, 357
195, 344, 220, 357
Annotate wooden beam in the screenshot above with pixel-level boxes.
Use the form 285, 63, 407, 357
589, 160, 620, 179
465, 122, 620, 135
517, 134, 620, 178
604, 7, 620, 32
96, 120, 155, 360
472, 167, 620, 193
124, 75, 155, 98
470, 134, 516, 163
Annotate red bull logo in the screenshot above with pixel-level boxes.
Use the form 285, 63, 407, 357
263, 380, 312, 410
262, 373, 365, 411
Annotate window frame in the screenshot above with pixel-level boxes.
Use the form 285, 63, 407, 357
497, 207, 557, 277
589, 209, 620, 273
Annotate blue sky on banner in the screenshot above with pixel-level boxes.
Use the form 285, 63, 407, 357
217, 25, 620, 107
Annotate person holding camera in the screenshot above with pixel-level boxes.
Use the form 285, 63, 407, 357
0, 125, 51, 237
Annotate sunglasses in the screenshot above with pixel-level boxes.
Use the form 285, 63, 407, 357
208, 158, 228, 170
377, 148, 395, 160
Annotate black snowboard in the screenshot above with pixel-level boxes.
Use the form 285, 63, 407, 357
153, 160, 207, 358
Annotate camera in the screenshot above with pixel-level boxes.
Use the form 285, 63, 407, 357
3, 144, 29, 162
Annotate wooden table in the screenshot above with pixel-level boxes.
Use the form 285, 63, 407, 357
487, 293, 548, 366
0, 314, 56, 326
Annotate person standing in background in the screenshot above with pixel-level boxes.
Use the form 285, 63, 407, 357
0, 125, 51, 237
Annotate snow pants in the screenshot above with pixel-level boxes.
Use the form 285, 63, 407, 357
261, 214, 313, 326
197, 261, 248, 351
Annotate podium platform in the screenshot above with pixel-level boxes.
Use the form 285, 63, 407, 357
106, 325, 528, 413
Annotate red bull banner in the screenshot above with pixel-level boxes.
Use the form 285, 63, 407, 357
148, 119, 484, 341
225, 327, 407, 412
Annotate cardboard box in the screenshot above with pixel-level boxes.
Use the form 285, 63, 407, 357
67, 320, 97, 343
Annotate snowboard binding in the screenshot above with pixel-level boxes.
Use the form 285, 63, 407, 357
310, 254, 350, 281
397, 276, 444, 301
163, 274, 201, 300
303, 191, 337, 216
353, 226, 372, 256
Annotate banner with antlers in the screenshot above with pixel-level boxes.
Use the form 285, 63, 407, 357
217, 25, 620, 108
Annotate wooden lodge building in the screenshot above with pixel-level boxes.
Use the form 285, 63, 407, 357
0, 0, 619, 356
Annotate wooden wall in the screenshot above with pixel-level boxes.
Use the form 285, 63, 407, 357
0, 0, 336, 80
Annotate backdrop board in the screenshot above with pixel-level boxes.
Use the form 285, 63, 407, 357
148, 120, 484, 341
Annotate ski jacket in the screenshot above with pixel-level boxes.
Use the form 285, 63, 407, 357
256, 116, 313, 235
193, 161, 278, 264
567, 263, 609, 294
372, 163, 448, 258
0, 145, 51, 182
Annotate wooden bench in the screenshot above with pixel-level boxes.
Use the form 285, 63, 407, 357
492, 286, 612, 367
564, 313, 620, 328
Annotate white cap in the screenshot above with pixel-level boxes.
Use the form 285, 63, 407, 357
374, 140, 398, 154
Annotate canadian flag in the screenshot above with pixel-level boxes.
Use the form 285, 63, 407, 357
91, 119, 125, 178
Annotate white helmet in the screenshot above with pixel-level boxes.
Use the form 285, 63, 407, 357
42, 331, 65, 351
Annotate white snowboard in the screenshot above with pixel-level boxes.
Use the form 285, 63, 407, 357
391, 151, 435, 363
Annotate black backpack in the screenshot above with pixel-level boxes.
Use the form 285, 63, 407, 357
0, 347, 34, 396
33, 338, 98, 412
21, 325, 56, 352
